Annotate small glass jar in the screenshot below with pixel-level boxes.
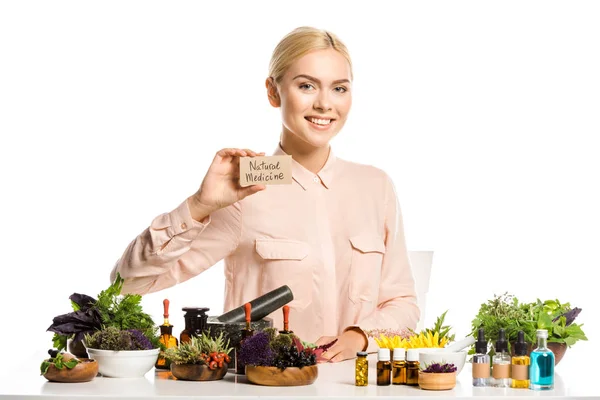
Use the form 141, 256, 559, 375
179, 307, 209, 344
355, 351, 369, 386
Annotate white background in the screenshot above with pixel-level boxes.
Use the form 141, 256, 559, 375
1, 1, 598, 378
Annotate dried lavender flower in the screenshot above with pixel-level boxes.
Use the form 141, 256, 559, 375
364, 328, 411, 339
422, 362, 457, 373
238, 331, 275, 367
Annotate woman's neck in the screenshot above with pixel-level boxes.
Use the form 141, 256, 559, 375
280, 133, 330, 174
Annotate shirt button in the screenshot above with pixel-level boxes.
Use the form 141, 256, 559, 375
181, 222, 187, 230
313, 176, 320, 183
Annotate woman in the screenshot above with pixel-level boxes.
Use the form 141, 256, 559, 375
111, 26, 419, 362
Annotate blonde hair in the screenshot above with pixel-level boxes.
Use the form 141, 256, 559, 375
268, 26, 353, 83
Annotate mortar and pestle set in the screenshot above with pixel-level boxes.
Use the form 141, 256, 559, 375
183, 285, 294, 372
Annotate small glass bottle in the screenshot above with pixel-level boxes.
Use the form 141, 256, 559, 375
155, 299, 179, 369
492, 328, 511, 387
355, 351, 369, 386
392, 348, 406, 385
472, 327, 490, 387
235, 303, 255, 375
405, 349, 419, 386
376, 348, 391, 386
529, 329, 554, 390
179, 307, 209, 344
511, 330, 530, 389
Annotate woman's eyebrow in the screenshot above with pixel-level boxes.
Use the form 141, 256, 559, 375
292, 74, 350, 85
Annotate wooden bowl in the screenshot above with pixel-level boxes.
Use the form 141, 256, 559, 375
510, 342, 567, 365
43, 358, 98, 383
418, 371, 456, 390
245, 365, 318, 386
170, 363, 228, 381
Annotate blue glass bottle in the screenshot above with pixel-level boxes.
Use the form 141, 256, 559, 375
529, 329, 554, 390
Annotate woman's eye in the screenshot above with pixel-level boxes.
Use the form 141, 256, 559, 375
299, 83, 315, 90
334, 86, 348, 93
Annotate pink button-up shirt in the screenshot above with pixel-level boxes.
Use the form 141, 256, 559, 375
112, 145, 419, 348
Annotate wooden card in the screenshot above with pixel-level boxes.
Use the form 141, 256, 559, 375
239, 155, 293, 187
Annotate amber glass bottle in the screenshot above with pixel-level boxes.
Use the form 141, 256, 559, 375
392, 348, 407, 385
405, 349, 420, 386
376, 348, 392, 386
155, 299, 179, 369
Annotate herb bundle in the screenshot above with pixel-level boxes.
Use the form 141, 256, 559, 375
471, 292, 587, 354
47, 274, 159, 351
237, 328, 334, 371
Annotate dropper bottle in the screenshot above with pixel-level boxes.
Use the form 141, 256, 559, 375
472, 328, 490, 387
511, 330, 530, 388
155, 299, 178, 369
492, 328, 511, 387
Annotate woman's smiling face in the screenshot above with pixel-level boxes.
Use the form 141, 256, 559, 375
268, 48, 353, 149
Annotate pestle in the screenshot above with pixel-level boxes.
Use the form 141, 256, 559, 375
440, 335, 476, 352
215, 285, 294, 323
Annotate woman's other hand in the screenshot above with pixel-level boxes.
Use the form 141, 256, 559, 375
315, 329, 368, 363
188, 148, 266, 221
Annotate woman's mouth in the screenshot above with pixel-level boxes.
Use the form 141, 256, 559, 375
305, 116, 335, 129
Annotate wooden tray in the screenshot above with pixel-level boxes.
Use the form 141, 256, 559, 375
170, 363, 228, 381
245, 365, 318, 386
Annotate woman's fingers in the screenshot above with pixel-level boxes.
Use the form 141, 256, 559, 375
314, 336, 338, 347
237, 184, 266, 200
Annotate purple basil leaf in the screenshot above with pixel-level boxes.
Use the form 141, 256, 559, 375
69, 293, 97, 311
553, 307, 581, 326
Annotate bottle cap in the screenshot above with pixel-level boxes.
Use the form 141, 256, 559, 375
536, 329, 548, 339
475, 328, 488, 354
495, 328, 508, 352
392, 348, 406, 360
406, 348, 419, 361
356, 351, 368, 357
378, 348, 390, 361
515, 330, 528, 356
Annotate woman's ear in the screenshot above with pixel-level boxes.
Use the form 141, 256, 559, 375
265, 77, 281, 107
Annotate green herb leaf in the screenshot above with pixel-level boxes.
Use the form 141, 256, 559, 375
40, 361, 51, 375
52, 334, 68, 352
64, 359, 80, 369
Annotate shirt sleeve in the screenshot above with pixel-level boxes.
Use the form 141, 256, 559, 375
353, 173, 420, 352
110, 199, 242, 295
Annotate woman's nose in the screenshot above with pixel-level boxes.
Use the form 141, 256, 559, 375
313, 91, 332, 112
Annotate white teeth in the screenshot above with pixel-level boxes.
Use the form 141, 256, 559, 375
308, 117, 331, 125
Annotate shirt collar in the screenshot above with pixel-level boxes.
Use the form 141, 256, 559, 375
273, 143, 336, 190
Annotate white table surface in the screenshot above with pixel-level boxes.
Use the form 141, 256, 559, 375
1, 351, 597, 399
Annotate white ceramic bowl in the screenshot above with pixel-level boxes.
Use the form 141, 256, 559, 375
86, 348, 159, 378
418, 348, 467, 375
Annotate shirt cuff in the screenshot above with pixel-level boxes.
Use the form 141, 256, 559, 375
151, 199, 211, 239
343, 325, 369, 352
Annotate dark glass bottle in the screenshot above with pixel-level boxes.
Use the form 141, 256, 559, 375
376, 348, 391, 386
179, 307, 209, 344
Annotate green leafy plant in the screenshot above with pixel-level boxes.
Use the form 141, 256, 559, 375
48, 274, 160, 351
40, 352, 80, 375
471, 292, 587, 354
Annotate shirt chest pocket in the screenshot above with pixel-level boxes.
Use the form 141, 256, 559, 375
348, 234, 385, 304
255, 239, 313, 311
